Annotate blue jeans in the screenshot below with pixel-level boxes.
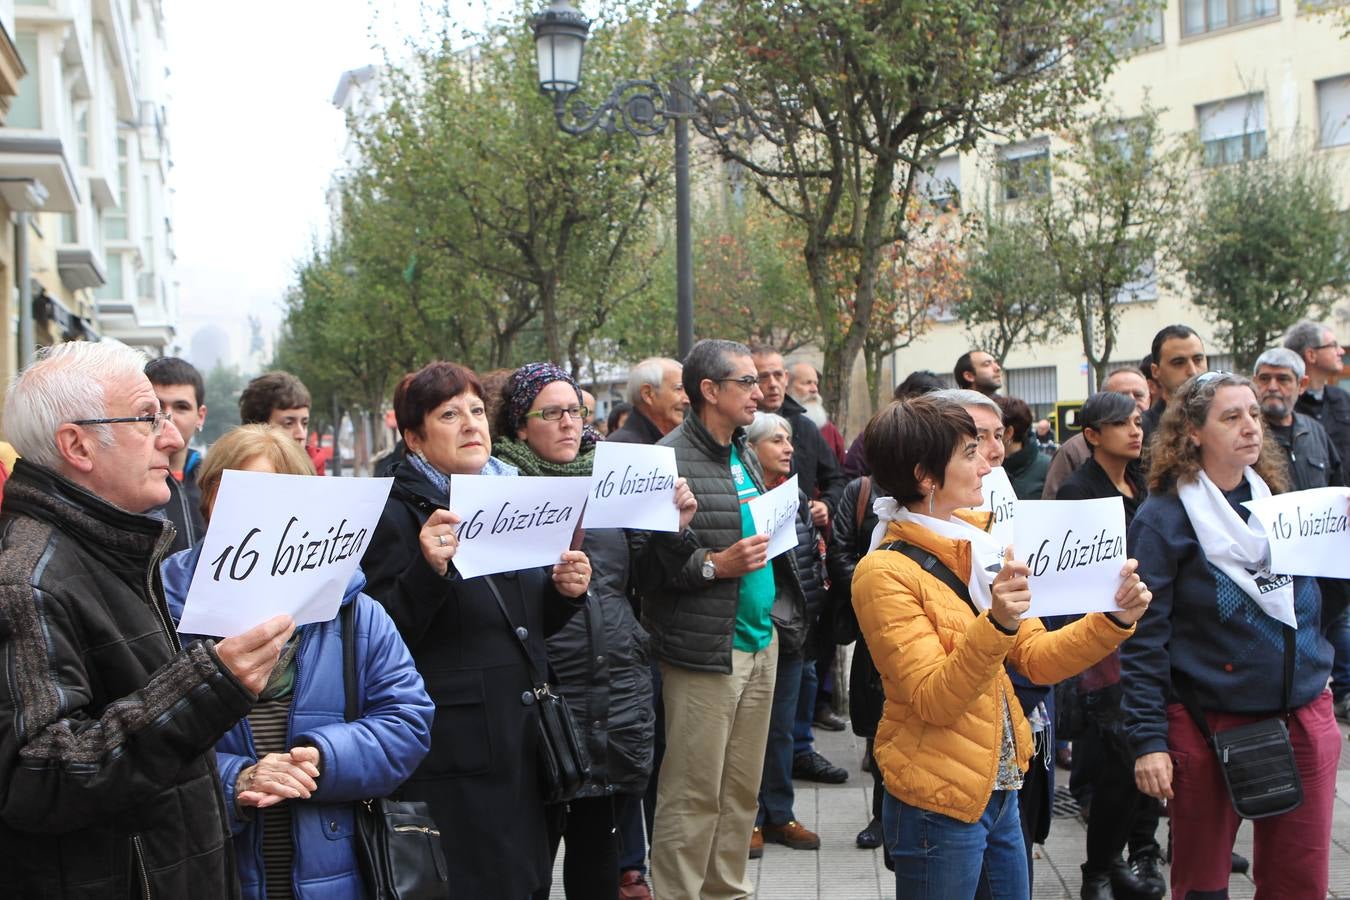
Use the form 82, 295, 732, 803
883, 788, 1028, 900
757, 652, 804, 826
792, 655, 818, 756
1328, 606, 1350, 701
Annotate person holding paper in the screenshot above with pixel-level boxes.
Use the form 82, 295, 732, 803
851, 396, 1149, 900
492, 362, 693, 900
0, 342, 295, 898
1054, 392, 1164, 900
635, 339, 807, 900
360, 361, 594, 900
745, 412, 838, 859
161, 425, 434, 900
1123, 371, 1340, 900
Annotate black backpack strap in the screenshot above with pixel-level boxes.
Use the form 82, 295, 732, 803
482, 574, 550, 693
341, 600, 358, 722
879, 539, 980, 618
1175, 623, 1295, 741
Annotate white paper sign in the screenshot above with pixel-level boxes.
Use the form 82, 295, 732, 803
977, 466, 1017, 548
449, 474, 592, 579
582, 441, 679, 531
1014, 497, 1128, 618
1243, 486, 1350, 579
177, 471, 393, 638
747, 475, 800, 561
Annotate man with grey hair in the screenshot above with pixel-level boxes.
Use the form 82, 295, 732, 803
610, 356, 687, 446
1286, 319, 1349, 483
1256, 344, 1350, 723
0, 342, 294, 897
638, 338, 806, 899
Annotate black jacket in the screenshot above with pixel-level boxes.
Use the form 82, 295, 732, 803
1296, 383, 1350, 483
636, 413, 807, 672
788, 490, 830, 637
360, 459, 582, 899
150, 469, 206, 555
1275, 410, 1345, 491
777, 395, 847, 507
1055, 456, 1147, 525
828, 476, 885, 737
0, 460, 253, 898
607, 408, 665, 445
547, 526, 654, 799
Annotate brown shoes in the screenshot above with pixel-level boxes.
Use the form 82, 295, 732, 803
762, 820, 821, 850
749, 826, 764, 859
618, 869, 652, 900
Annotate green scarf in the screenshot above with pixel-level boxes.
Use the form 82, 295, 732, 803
492, 435, 595, 478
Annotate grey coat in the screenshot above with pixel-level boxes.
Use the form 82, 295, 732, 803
635, 412, 807, 673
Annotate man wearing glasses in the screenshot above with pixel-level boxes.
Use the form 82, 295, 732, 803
0, 342, 295, 897
638, 339, 806, 900
1286, 320, 1350, 724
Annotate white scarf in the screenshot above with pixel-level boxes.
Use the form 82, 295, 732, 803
870, 497, 1004, 611
1177, 467, 1297, 628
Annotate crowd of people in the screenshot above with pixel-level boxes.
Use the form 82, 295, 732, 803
0, 316, 1345, 900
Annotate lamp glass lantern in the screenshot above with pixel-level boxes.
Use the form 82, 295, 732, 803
531, 0, 591, 94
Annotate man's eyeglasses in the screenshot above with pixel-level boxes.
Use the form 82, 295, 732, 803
1313, 341, 1341, 351
524, 405, 589, 422
69, 412, 172, 436
716, 376, 758, 390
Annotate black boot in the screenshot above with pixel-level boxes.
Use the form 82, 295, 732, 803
1126, 850, 1166, 899
1080, 864, 1113, 900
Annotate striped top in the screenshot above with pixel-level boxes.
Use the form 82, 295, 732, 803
249, 697, 295, 900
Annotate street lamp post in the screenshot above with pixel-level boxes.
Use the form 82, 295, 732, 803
530, 0, 698, 358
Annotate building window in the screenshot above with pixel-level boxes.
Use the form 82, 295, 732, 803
75, 105, 89, 167
96, 253, 124, 300
1000, 141, 1050, 201
1005, 365, 1058, 419
1197, 94, 1267, 166
916, 155, 961, 207
1182, 0, 1279, 35
1107, 5, 1165, 50
1116, 258, 1158, 303
10, 32, 40, 129
104, 138, 129, 240
1318, 75, 1350, 148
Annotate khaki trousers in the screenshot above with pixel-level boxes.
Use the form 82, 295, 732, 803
651, 632, 778, 900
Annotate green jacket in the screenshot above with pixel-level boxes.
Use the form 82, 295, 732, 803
635, 412, 806, 673
1005, 440, 1051, 501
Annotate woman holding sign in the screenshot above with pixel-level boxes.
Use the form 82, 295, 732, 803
361, 361, 596, 900
851, 397, 1151, 900
1123, 371, 1339, 899
491, 362, 666, 900
161, 425, 435, 900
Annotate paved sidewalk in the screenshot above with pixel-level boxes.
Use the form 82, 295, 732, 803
553, 711, 1350, 897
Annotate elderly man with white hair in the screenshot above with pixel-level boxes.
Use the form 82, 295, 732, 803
609, 356, 687, 446
0, 341, 294, 897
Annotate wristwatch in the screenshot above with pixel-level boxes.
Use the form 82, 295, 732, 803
700, 550, 716, 582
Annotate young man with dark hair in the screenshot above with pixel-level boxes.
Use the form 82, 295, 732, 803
238, 370, 324, 475
954, 350, 1002, 396
1143, 325, 1207, 435
145, 356, 208, 552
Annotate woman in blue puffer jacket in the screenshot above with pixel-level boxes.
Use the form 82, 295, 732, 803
162, 425, 434, 900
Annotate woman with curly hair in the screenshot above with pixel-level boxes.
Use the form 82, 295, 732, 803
1122, 371, 1340, 899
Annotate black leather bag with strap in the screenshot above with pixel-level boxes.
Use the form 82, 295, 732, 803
483, 574, 590, 804
1174, 626, 1303, 819
341, 601, 450, 900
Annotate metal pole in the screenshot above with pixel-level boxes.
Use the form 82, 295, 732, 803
17, 212, 32, 369
673, 98, 694, 360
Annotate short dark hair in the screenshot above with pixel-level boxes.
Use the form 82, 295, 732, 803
953, 351, 978, 388
865, 397, 977, 504
683, 339, 751, 413
1139, 354, 1155, 382
394, 362, 484, 438
894, 370, 944, 400
1079, 391, 1138, 433
994, 395, 1032, 437
1151, 325, 1198, 366
239, 371, 311, 425
606, 402, 632, 434
145, 357, 205, 407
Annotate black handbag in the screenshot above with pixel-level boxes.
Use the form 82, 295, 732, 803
341, 602, 450, 899
1176, 625, 1304, 819
483, 574, 590, 804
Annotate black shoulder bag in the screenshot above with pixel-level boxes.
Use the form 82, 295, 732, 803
341, 602, 450, 899
880, 539, 977, 613
1174, 626, 1303, 819
483, 575, 590, 804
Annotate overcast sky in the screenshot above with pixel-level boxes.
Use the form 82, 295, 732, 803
163, 0, 515, 367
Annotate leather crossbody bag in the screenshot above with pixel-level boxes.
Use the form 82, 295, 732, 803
1175, 626, 1303, 819
341, 602, 450, 899
484, 574, 590, 804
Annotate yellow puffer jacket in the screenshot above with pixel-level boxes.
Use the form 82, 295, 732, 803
852, 513, 1132, 824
